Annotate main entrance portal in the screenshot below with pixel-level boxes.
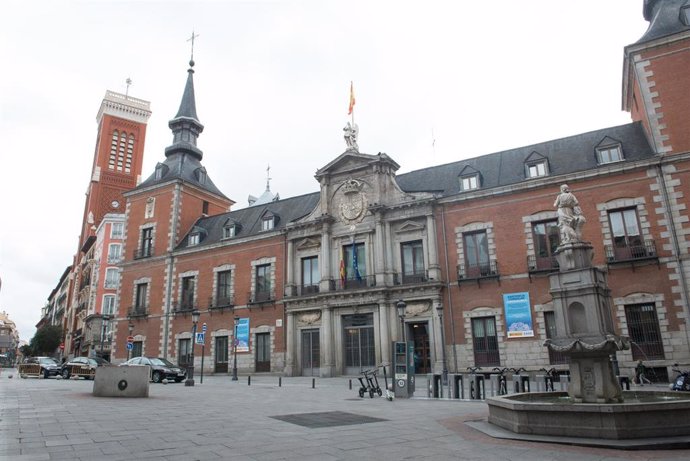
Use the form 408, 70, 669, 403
343, 313, 375, 375
301, 329, 320, 376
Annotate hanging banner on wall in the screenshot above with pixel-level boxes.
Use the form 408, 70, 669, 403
503, 292, 534, 338
235, 318, 250, 352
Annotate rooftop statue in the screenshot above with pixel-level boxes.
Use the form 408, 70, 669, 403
343, 122, 359, 151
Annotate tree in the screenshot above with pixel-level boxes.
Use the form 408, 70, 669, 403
30, 325, 62, 356
19, 344, 32, 358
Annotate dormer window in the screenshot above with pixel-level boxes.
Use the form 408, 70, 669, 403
188, 233, 200, 246
461, 174, 479, 191
597, 145, 623, 164
681, 4, 690, 26
154, 163, 166, 180
526, 161, 547, 178
262, 216, 275, 231
223, 224, 236, 239
195, 167, 207, 184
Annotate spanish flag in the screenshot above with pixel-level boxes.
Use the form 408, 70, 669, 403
339, 245, 346, 285
348, 81, 355, 115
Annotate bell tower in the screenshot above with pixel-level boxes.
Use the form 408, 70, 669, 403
78, 88, 152, 249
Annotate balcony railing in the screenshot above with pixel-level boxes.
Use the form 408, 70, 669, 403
457, 261, 499, 283
128, 306, 148, 318
209, 295, 235, 309
133, 247, 154, 260
286, 284, 321, 297
394, 271, 429, 285
249, 290, 274, 304
527, 255, 559, 273
605, 239, 658, 264
172, 302, 196, 314
107, 255, 122, 264
332, 275, 376, 291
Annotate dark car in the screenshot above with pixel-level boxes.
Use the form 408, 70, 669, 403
24, 357, 60, 378
60, 356, 111, 379
119, 356, 187, 383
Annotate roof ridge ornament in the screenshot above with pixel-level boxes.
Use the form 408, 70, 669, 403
343, 122, 359, 152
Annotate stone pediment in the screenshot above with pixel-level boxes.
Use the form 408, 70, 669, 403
296, 237, 321, 250
395, 220, 425, 233
315, 151, 400, 179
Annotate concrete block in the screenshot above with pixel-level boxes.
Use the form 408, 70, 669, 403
93, 366, 149, 398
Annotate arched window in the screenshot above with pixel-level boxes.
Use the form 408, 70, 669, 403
108, 131, 119, 170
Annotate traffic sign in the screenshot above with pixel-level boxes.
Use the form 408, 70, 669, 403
126, 343, 133, 350
126, 336, 134, 344
202, 323, 207, 332
59, 343, 64, 350
195, 332, 205, 345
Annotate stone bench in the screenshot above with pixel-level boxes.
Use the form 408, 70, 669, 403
92, 366, 149, 398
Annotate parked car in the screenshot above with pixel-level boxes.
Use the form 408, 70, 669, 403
60, 356, 111, 379
23, 357, 60, 378
119, 356, 187, 383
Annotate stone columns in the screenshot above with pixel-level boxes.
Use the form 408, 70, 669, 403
321, 307, 334, 377
427, 214, 441, 281
375, 215, 385, 286
320, 222, 332, 292
379, 302, 390, 366
285, 311, 295, 376
285, 239, 294, 296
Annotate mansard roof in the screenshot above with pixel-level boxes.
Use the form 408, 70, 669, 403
637, 0, 690, 45
176, 192, 320, 250
395, 122, 653, 196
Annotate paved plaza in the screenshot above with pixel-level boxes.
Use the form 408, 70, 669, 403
1, 370, 689, 460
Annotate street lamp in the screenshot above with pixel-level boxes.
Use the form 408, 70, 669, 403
232, 316, 239, 381
127, 321, 134, 361
396, 299, 407, 343
435, 302, 449, 385
185, 309, 201, 387
99, 314, 110, 358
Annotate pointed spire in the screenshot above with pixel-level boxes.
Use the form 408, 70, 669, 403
165, 59, 205, 160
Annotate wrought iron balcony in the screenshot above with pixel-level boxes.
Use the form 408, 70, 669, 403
249, 290, 273, 304
133, 246, 154, 260
332, 275, 376, 291
527, 255, 559, 273
457, 261, 499, 285
172, 301, 196, 314
209, 295, 235, 310
128, 306, 148, 318
605, 239, 658, 264
107, 255, 122, 264
286, 284, 320, 297
394, 271, 429, 285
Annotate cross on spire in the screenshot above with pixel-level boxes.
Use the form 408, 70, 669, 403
187, 30, 200, 62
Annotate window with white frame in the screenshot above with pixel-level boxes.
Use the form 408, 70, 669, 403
461, 174, 479, 191
102, 295, 116, 316
104, 268, 119, 289
223, 224, 236, 239
107, 243, 122, 263
111, 222, 124, 239
188, 233, 200, 246
597, 145, 623, 164
261, 217, 274, 231
526, 161, 547, 178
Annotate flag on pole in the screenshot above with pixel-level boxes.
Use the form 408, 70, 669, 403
351, 237, 362, 281
339, 245, 346, 286
348, 81, 355, 115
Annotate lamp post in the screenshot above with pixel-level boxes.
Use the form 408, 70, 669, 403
185, 309, 201, 387
127, 321, 134, 361
232, 316, 239, 381
396, 299, 407, 343
99, 314, 110, 358
435, 302, 449, 386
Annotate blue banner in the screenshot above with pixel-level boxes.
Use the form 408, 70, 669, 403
235, 318, 250, 352
503, 292, 534, 338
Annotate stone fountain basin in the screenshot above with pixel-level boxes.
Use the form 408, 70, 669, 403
487, 391, 690, 439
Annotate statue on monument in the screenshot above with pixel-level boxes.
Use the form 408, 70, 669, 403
554, 184, 586, 243
343, 122, 359, 151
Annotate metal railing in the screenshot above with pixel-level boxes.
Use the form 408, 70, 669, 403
209, 295, 235, 309
457, 261, 499, 280
249, 290, 273, 304
172, 302, 196, 314
527, 255, 559, 273
331, 275, 376, 291
128, 306, 148, 318
605, 239, 657, 263
133, 247, 154, 260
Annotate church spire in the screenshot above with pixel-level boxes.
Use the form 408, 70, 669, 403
164, 58, 205, 160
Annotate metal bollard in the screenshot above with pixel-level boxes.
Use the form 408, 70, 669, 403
312, 378, 315, 389
452, 374, 464, 399
279, 377, 282, 387
349, 379, 352, 390
248, 375, 251, 386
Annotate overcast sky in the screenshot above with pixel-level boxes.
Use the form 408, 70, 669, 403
0, 1, 649, 342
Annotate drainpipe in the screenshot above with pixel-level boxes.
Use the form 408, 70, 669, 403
440, 203, 459, 373
656, 162, 690, 349
162, 182, 182, 359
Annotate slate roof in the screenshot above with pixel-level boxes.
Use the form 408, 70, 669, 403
637, 0, 690, 45
395, 122, 654, 196
176, 192, 321, 250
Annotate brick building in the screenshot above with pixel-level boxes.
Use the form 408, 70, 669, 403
60, 0, 690, 381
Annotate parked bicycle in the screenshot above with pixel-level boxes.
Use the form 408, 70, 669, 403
539, 367, 557, 392
492, 367, 511, 395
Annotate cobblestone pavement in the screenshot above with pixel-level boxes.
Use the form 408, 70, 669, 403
1, 370, 689, 460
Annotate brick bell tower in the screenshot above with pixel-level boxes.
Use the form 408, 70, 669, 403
623, 0, 690, 155
78, 88, 152, 249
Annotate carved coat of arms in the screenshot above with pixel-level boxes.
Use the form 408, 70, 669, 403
339, 178, 367, 224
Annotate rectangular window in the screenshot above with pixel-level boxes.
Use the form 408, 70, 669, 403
132, 341, 143, 358
625, 304, 665, 360
216, 270, 232, 306
135, 283, 148, 310
255, 264, 271, 301
527, 162, 547, 178
472, 316, 500, 367
261, 218, 274, 231
104, 268, 119, 289
180, 276, 195, 310
608, 208, 645, 260
301, 256, 319, 293
461, 175, 478, 191
107, 243, 122, 263
343, 243, 366, 279
598, 146, 623, 164
223, 225, 235, 239
111, 222, 124, 239
202, 201, 209, 215
178, 338, 191, 367
102, 295, 116, 316
531, 220, 560, 270
463, 231, 490, 277
401, 240, 425, 283
544, 311, 568, 365
188, 233, 199, 246
140, 228, 153, 258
